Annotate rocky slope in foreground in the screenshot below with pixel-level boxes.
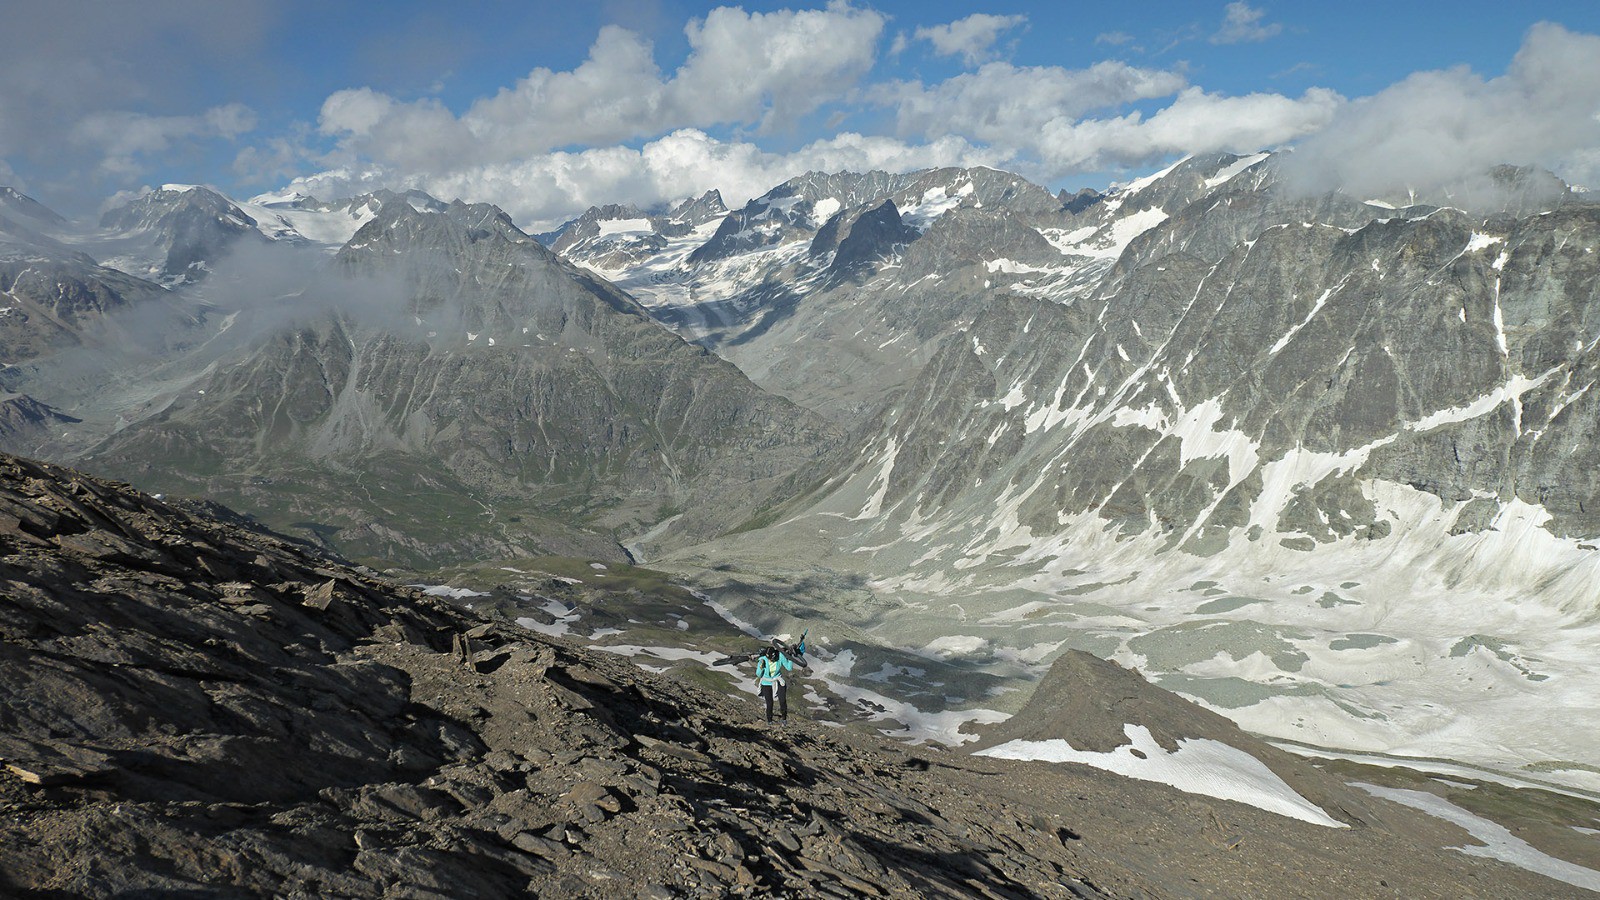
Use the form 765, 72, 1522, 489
0, 452, 1585, 898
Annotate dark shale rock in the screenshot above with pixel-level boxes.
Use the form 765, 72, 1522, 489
0, 452, 1587, 898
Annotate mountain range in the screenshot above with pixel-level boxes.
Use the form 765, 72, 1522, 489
549, 154, 1600, 798
2, 150, 1599, 880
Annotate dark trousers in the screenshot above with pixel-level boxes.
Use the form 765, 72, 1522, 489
760, 682, 787, 721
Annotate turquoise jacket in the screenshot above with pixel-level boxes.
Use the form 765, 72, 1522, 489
756, 653, 793, 687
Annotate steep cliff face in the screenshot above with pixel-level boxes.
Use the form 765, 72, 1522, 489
83, 197, 838, 566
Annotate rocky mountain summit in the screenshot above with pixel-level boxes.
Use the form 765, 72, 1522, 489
2, 451, 1591, 898
545, 190, 730, 272
96, 185, 272, 284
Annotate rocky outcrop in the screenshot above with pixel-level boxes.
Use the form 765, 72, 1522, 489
966, 651, 1395, 831
0, 452, 1583, 898
810, 199, 920, 282
664, 189, 729, 233
0, 392, 78, 450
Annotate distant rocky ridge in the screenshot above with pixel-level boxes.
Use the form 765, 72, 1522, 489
97, 185, 272, 283
564, 166, 1084, 422
544, 190, 729, 272
2, 451, 1589, 898
68, 194, 838, 567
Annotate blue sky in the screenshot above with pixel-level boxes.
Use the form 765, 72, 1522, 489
3, 1, 1600, 227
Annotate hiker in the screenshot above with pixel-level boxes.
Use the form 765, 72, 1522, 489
756, 637, 807, 724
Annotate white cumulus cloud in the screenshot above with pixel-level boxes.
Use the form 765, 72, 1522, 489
913, 14, 1028, 66
883, 60, 1190, 148
279, 6, 1600, 234
319, 2, 886, 173
670, 2, 886, 131
296, 9, 1352, 228
879, 61, 1335, 176
1212, 2, 1282, 45
1036, 87, 1342, 172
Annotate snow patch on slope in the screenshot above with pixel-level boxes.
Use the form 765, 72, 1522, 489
1356, 784, 1600, 891
1204, 153, 1270, 188
979, 724, 1346, 827
597, 218, 653, 238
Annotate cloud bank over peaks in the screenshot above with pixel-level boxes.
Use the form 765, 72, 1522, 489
281, 7, 1600, 230
883, 60, 1189, 146
304, 2, 1340, 228
318, 2, 887, 173
289, 128, 1000, 232
1035, 86, 1343, 173
304, 8, 1340, 231
1281, 23, 1600, 206
882, 61, 1340, 176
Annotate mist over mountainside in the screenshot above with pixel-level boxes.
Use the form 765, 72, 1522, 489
0, 184, 835, 567
0, 190, 198, 447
